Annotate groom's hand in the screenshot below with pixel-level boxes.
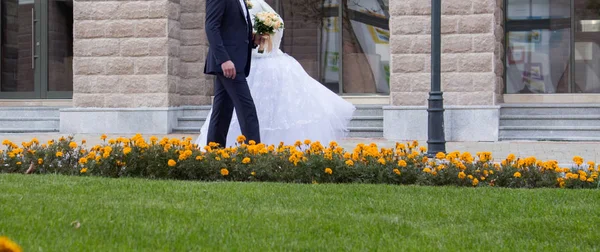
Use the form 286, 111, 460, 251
221, 60, 236, 79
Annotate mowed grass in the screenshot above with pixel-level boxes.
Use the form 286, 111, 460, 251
0, 174, 598, 251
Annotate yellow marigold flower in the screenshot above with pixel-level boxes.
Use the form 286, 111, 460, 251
304, 139, 311, 145
458, 172, 466, 179
236, 135, 246, 143
472, 178, 479, 186
220, 168, 229, 176
16, 162, 21, 165
573, 156, 584, 166
196, 155, 203, 161
251, 171, 256, 176
397, 160, 407, 167
8, 153, 15, 158
592, 172, 598, 179
215, 157, 221, 161
0, 236, 22, 252
345, 160, 354, 166
69, 142, 78, 149
393, 169, 401, 175
580, 175, 587, 182
249, 140, 256, 145
242, 157, 251, 164
79, 158, 88, 165
56, 151, 63, 158
168, 159, 176, 167
419, 146, 427, 153
506, 153, 516, 162
467, 175, 474, 180
324, 167, 333, 174
101, 134, 107, 141
587, 178, 594, 183
294, 140, 302, 147
423, 168, 432, 173
123, 147, 132, 155
80, 168, 88, 174
37, 158, 43, 165
377, 158, 386, 165
108, 139, 116, 145
422, 156, 429, 163
513, 172, 522, 178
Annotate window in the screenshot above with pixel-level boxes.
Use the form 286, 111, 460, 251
505, 0, 600, 94
265, 0, 390, 94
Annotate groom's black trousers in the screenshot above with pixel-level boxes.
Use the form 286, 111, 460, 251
207, 74, 261, 147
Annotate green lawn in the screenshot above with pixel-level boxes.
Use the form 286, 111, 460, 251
0, 174, 598, 251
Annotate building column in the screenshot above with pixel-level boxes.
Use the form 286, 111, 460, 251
62, 0, 211, 134
384, 0, 504, 141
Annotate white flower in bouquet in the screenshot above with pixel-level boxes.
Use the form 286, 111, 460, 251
253, 11, 284, 53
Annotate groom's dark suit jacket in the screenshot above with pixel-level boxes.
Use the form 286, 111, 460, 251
204, 0, 253, 77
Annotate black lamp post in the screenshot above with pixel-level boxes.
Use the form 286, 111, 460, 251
427, 0, 446, 157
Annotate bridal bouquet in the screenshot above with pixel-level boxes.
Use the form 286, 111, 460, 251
253, 11, 284, 53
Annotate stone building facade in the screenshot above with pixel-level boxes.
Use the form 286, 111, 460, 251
2, 0, 599, 141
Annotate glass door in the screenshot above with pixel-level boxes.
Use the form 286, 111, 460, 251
0, 0, 72, 99
0, 0, 41, 98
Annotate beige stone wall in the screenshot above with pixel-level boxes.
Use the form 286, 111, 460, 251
389, 0, 504, 106
72, 0, 212, 108
178, 0, 213, 105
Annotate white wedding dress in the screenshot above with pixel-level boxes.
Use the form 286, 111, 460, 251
196, 0, 356, 147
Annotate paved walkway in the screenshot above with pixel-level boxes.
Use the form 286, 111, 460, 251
1, 133, 598, 165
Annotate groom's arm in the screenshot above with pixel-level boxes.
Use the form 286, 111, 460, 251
205, 0, 230, 65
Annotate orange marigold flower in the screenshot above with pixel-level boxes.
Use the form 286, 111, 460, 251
458, 172, 466, 179
397, 160, 407, 167
221, 168, 229, 176
168, 159, 176, 167
393, 169, 401, 175
236, 135, 246, 143
56, 151, 63, 158
0, 236, 22, 252
345, 160, 354, 166
472, 178, 479, 186
435, 152, 446, 159
304, 139, 311, 145
80, 168, 88, 174
513, 172, 522, 178
242, 157, 251, 164
324, 167, 333, 175
123, 147, 132, 155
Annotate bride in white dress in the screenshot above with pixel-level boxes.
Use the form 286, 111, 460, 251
196, 0, 356, 147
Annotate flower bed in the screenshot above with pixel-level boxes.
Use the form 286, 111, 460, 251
0, 134, 598, 189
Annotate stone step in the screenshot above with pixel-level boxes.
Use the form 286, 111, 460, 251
0, 117, 59, 129
349, 116, 384, 128
500, 104, 600, 116
499, 126, 600, 140
176, 117, 383, 129
0, 107, 62, 117
180, 106, 212, 117
500, 115, 600, 127
177, 117, 207, 128
0, 128, 59, 133
173, 126, 384, 138
348, 127, 384, 138
353, 105, 383, 117
172, 127, 200, 134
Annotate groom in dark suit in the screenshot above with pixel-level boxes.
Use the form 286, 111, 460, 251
204, 0, 261, 146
